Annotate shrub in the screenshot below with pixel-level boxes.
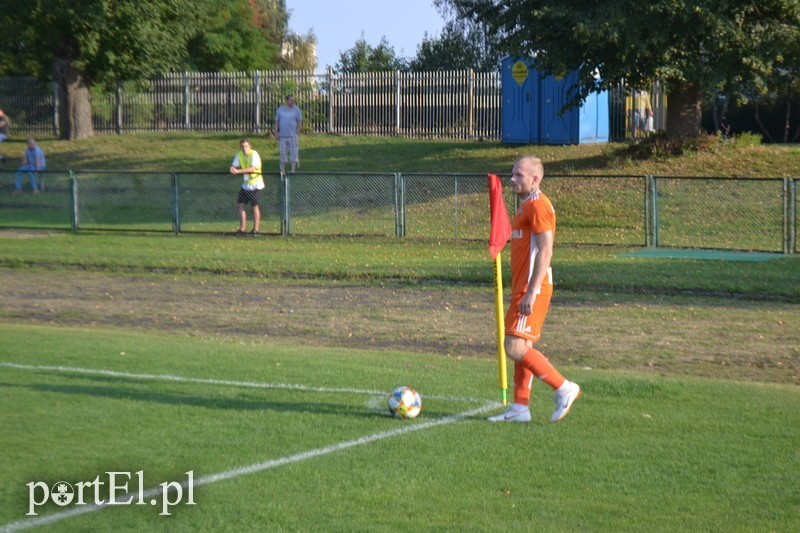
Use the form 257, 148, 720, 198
615, 132, 720, 160
733, 132, 763, 147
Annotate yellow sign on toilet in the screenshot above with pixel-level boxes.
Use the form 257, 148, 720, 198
512, 61, 528, 85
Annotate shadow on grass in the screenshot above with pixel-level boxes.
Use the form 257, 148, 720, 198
3, 380, 383, 418
40, 133, 621, 174
5, 373, 454, 419
300, 138, 619, 174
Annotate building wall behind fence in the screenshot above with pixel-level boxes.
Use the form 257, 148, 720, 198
0, 171, 795, 253
2, 71, 643, 140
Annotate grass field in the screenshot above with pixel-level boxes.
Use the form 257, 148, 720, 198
1, 131, 798, 176
1, 135, 799, 531
2, 324, 798, 532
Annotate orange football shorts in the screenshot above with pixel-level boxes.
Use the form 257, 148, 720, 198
504, 282, 553, 343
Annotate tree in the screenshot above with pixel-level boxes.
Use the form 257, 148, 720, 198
410, 20, 501, 71
0, 0, 197, 139
186, 0, 288, 71
409, 0, 502, 72
441, 0, 800, 138
279, 31, 318, 71
334, 34, 408, 73
0, 0, 293, 140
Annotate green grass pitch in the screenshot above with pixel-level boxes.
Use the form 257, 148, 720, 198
1, 323, 798, 531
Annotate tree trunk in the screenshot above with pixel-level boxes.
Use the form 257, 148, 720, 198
784, 97, 791, 144
52, 58, 94, 140
754, 100, 776, 143
665, 81, 702, 138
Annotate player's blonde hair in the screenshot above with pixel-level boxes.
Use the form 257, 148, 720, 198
515, 155, 544, 179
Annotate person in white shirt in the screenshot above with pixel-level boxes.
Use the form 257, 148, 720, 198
229, 138, 263, 235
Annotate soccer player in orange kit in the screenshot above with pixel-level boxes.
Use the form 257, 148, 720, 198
488, 155, 581, 423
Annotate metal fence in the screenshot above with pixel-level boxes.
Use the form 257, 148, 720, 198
1, 171, 796, 253
0, 71, 503, 139
646, 176, 796, 253
0, 72, 659, 141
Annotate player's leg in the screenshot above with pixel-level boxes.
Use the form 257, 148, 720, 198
236, 188, 249, 232
251, 205, 260, 233
489, 293, 538, 423
497, 285, 580, 422
237, 204, 247, 232
290, 137, 298, 173
30, 171, 39, 193
513, 362, 534, 406
14, 166, 31, 194
13, 171, 22, 194
278, 139, 288, 174
251, 190, 261, 234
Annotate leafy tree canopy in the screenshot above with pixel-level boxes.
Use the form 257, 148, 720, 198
0, 0, 196, 85
280, 31, 318, 71
334, 34, 408, 73
0, 0, 294, 81
441, 0, 800, 136
0, 0, 293, 138
409, 0, 502, 71
187, 0, 289, 71
410, 20, 502, 71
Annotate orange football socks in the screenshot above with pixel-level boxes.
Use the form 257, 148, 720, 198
513, 363, 534, 406
519, 348, 565, 390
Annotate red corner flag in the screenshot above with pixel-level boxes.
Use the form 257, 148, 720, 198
487, 174, 512, 260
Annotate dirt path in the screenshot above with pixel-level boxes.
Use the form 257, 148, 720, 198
1, 268, 797, 383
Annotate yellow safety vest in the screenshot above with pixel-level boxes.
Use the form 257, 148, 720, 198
237, 150, 262, 187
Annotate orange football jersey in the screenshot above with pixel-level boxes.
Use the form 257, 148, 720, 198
509, 191, 556, 295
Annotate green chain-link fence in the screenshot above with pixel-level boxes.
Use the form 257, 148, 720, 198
647, 177, 794, 253
1, 171, 796, 253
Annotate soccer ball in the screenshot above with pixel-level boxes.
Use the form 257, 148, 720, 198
387, 386, 422, 419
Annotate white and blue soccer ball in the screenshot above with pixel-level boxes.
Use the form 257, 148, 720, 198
387, 386, 422, 419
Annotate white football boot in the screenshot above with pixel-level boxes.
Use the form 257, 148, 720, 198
487, 404, 531, 423
550, 381, 581, 423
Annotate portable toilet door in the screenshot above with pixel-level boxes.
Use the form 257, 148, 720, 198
539, 70, 579, 145
579, 88, 610, 143
501, 57, 540, 144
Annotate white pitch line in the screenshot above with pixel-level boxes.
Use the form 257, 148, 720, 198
0, 362, 484, 403
0, 402, 498, 532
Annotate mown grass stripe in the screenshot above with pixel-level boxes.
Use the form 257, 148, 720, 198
0, 362, 485, 403
0, 402, 496, 532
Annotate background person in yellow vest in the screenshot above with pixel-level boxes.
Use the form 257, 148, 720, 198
229, 138, 264, 235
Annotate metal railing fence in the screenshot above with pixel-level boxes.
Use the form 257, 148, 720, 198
1, 171, 796, 253
1, 71, 503, 139
1, 72, 656, 141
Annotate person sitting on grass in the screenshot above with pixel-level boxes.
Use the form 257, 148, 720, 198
13, 138, 45, 196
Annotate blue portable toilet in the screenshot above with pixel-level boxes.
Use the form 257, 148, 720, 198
502, 57, 609, 145
502, 58, 541, 143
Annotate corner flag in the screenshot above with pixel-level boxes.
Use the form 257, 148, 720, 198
487, 174, 512, 260
487, 174, 511, 404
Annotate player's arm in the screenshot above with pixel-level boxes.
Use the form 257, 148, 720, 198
518, 229, 553, 316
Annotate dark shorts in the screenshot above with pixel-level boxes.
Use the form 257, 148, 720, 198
237, 188, 261, 207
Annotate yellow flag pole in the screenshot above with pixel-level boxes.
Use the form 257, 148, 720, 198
493, 253, 508, 405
